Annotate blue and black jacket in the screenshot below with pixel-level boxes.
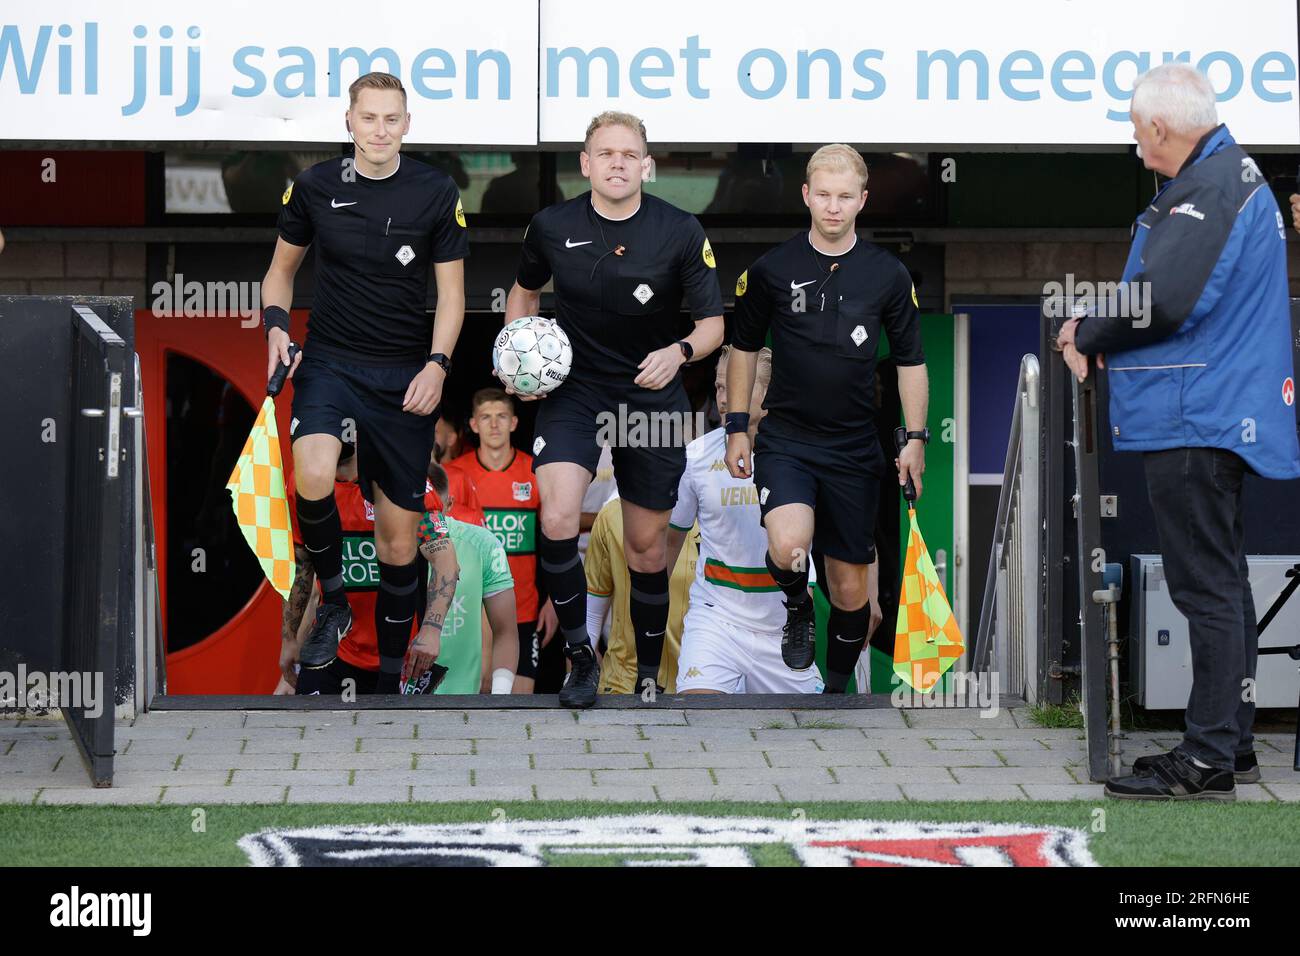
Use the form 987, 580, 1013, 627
1075, 124, 1300, 480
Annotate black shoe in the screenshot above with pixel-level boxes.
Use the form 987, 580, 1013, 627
300, 601, 352, 669
781, 598, 816, 670
1105, 749, 1235, 801
559, 643, 600, 709
1132, 749, 1260, 784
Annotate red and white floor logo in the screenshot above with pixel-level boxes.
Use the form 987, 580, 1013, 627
239, 817, 1096, 867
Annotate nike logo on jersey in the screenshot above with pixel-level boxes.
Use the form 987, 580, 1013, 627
565, 238, 593, 248
331, 199, 357, 208
790, 279, 817, 291
384, 616, 414, 624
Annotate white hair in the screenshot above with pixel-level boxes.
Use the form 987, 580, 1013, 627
1130, 63, 1218, 135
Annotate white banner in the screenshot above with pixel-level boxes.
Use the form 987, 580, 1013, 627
539, 0, 1300, 145
2, 1, 1297, 145
0, 0, 539, 144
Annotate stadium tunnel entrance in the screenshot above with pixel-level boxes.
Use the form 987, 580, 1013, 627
133, 237, 963, 698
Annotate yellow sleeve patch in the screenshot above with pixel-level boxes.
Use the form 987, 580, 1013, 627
454, 196, 466, 228
281, 183, 293, 206
735, 269, 748, 297
702, 237, 715, 268
911, 283, 918, 308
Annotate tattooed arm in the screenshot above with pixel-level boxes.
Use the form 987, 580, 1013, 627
279, 545, 316, 688
405, 533, 460, 681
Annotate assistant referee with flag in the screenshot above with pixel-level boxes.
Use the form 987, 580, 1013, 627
260, 72, 468, 694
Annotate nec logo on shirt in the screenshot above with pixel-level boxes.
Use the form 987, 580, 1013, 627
1169, 203, 1205, 220
512, 481, 533, 501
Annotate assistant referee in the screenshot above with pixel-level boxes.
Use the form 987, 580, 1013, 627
261, 71, 468, 694
726, 144, 929, 693
503, 111, 724, 707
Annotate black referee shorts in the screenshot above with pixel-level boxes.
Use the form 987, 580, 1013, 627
290, 353, 436, 513
295, 657, 378, 696
532, 376, 689, 512
752, 429, 884, 565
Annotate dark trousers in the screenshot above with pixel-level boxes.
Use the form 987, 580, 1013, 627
1143, 448, 1258, 770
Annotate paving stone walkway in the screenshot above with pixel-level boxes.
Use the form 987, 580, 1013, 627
3, 706, 1296, 804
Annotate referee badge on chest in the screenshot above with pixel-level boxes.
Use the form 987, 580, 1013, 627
850, 324, 867, 347
395, 244, 415, 266
632, 283, 654, 305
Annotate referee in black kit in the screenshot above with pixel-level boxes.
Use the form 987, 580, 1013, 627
503, 111, 724, 707
726, 144, 929, 693
260, 72, 468, 694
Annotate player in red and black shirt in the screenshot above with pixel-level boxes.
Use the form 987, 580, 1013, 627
504, 111, 724, 707
261, 72, 468, 693
727, 145, 929, 693
453, 387, 554, 692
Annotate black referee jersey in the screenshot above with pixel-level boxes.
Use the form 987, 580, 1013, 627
516, 192, 723, 383
732, 232, 925, 452
278, 155, 469, 366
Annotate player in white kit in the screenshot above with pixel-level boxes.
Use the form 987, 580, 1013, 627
666, 346, 826, 694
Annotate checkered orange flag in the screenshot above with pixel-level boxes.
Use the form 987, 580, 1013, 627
226, 349, 298, 601
892, 478, 964, 692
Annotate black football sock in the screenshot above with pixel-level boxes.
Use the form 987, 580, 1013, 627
629, 567, 669, 688
375, 559, 421, 692
766, 551, 810, 608
538, 532, 589, 648
296, 493, 347, 607
824, 602, 872, 693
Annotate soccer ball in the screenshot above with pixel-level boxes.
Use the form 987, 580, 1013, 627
492, 316, 572, 396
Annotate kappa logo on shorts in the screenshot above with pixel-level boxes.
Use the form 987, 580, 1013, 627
759, 487, 770, 505
533, 436, 546, 456
512, 481, 533, 501
239, 816, 1097, 867
290, 417, 300, 435
394, 245, 415, 266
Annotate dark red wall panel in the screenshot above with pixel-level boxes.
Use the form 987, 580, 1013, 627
0, 150, 148, 225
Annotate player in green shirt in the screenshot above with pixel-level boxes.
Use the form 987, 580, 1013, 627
420, 465, 518, 694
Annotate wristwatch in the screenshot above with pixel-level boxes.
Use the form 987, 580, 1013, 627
904, 428, 931, 445
677, 340, 694, 362
427, 352, 452, 373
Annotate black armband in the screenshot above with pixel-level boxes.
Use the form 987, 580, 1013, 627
724, 412, 750, 435
263, 305, 290, 337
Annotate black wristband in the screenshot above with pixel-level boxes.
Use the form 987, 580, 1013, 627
677, 340, 694, 362
263, 305, 290, 338
724, 412, 750, 435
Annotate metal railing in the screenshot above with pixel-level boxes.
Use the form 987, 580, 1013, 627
973, 354, 1041, 702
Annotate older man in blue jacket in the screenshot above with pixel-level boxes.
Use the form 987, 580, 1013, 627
1058, 63, 1300, 801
